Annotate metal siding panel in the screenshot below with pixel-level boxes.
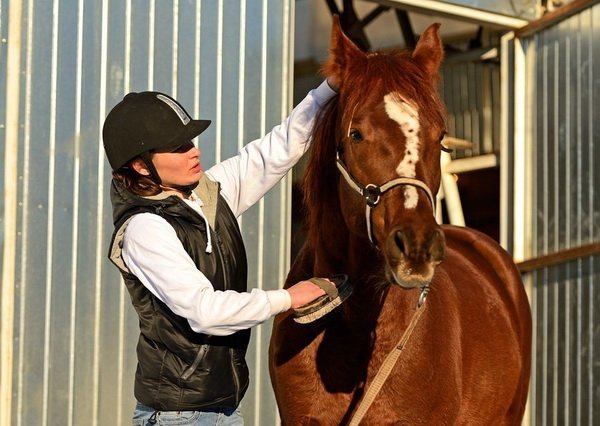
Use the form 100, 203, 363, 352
590, 6, 600, 426
468, 60, 478, 147
102, 1, 140, 420
490, 62, 501, 153
175, 1, 200, 114
252, 2, 290, 422
458, 63, 468, 156
592, 0, 600, 243
239, 3, 267, 422
440, 54, 501, 160
128, 0, 152, 92
525, 4, 600, 425
197, 1, 220, 166
0, 0, 7, 413
220, 3, 243, 162
241, 1, 290, 423
565, 14, 581, 425
470, 61, 481, 155
0, 0, 6, 263
2, 0, 293, 425
18, 1, 55, 425
556, 19, 569, 425
47, 1, 79, 424
441, 67, 456, 146
152, 1, 176, 95
74, 1, 117, 425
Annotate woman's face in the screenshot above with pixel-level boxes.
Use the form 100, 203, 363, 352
151, 141, 203, 187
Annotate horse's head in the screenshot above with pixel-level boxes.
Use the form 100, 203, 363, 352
320, 17, 447, 289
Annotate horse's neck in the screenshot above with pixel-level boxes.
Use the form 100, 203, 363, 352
311, 229, 378, 274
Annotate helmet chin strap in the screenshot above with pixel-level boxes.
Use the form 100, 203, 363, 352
139, 152, 199, 196
139, 152, 162, 184
161, 182, 199, 197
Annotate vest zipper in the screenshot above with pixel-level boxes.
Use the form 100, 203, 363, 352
214, 231, 240, 401
175, 196, 240, 398
230, 348, 241, 404
213, 232, 230, 288
181, 342, 209, 380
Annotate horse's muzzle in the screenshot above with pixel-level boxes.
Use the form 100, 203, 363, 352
383, 225, 445, 288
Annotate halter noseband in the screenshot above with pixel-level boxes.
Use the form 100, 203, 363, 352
336, 152, 436, 246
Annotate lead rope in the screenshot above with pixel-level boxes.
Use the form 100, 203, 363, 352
348, 286, 429, 426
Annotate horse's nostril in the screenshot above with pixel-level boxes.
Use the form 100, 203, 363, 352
428, 229, 446, 263
395, 231, 406, 255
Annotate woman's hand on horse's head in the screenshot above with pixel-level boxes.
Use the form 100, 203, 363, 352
326, 76, 340, 93
287, 279, 332, 309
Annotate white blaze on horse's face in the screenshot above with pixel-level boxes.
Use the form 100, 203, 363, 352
384, 93, 420, 209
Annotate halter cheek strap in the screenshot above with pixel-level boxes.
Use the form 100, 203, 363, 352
336, 152, 436, 246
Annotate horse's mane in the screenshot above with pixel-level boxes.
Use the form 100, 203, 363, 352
303, 51, 446, 249
303, 98, 342, 250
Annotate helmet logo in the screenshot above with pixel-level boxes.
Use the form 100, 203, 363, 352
156, 94, 191, 125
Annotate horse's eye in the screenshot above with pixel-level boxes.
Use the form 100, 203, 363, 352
349, 129, 363, 143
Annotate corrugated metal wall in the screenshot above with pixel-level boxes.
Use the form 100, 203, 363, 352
441, 48, 502, 158
0, 1, 293, 425
507, 3, 600, 425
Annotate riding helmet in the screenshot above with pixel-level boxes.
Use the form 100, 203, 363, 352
103, 91, 211, 170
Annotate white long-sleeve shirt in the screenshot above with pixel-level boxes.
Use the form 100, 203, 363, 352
121, 81, 336, 336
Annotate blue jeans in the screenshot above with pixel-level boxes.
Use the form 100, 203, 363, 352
132, 402, 243, 426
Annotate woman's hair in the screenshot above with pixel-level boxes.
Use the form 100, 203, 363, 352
112, 157, 161, 196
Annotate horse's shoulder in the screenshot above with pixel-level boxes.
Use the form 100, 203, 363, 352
441, 224, 514, 270
440, 224, 530, 320
441, 224, 521, 284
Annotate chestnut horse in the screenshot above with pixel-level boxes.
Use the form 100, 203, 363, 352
269, 18, 531, 425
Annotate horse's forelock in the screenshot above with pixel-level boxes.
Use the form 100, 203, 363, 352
342, 52, 446, 128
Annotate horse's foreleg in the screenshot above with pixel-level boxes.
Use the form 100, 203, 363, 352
269, 311, 327, 423
269, 245, 324, 422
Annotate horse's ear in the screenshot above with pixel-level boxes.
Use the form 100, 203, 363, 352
412, 23, 444, 80
322, 15, 366, 86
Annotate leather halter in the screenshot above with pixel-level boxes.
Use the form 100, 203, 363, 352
336, 152, 436, 246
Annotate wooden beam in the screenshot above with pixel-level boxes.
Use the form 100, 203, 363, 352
515, 0, 599, 38
516, 242, 600, 273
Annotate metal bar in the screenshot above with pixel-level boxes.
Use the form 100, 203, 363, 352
394, 9, 415, 49
443, 153, 498, 174
512, 35, 529, 263
440, 152, 466, 226
499, 31, 513, 251
444, 46, 499, 65
1, 0, 24, 424
358, 5, 389, 29
365, 0, 529, 29
325, 0, 340, 15
517, 242, 600, 273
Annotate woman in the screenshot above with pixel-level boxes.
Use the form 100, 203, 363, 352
103, 79, 338, 425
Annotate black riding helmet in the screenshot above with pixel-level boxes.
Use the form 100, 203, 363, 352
102, 91, 211, 180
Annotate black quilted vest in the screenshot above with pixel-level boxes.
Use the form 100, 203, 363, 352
108, 180, 250, 410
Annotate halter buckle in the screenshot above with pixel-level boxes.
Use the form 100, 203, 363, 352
418, 285, 430, 307
363, 184, 381, 207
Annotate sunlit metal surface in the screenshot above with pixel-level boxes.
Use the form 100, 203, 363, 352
506, 3, 600, 424
441, 47, 502, 160
0, 1, 292, 425
368, 0, 534, 27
